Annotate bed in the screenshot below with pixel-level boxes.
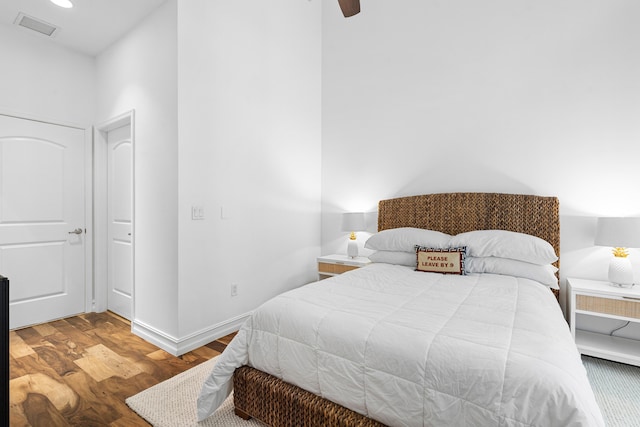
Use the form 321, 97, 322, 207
197, 192, 604, 426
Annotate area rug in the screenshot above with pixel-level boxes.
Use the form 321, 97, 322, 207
126, 357, 261, 427
128, 354, 640, 426
582, 355, 640, 427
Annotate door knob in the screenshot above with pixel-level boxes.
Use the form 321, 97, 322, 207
68, 228, 83, 235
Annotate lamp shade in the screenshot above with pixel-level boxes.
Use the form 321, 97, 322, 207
341, 212, 365, 232
594, 217, 640, 248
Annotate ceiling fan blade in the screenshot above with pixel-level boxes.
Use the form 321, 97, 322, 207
338, 0, 360, 17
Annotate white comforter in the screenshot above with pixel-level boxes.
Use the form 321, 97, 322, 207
197, 263, 604, 426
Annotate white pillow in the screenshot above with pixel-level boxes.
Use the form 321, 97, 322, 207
368, 250, 415, 267
449, 230, 557, 265
365, 227, 451, 252
465, 256, 559, 289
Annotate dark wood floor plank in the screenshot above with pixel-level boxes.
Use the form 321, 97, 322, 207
9, 353, 28, 380
13, 327, 44, 347
32, 342, 82, 377
67, 406, 111, 427
9, 311, 232, 426
102, 372, 161, 401
205, 340, 228, 354
10, 353, 62, 383
192, 344, 222, 360
22, 393, 71, 427
64, 315, 96, 333
63, 369, 125, 424
11, 372, 80, 420
218, 332, 237, 345
47, 320, 100, 357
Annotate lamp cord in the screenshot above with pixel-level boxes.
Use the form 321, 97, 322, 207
609, 321, 631, 336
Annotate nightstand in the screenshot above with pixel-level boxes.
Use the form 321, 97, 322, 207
567, 277, 640, 366
317, 254, 371, 280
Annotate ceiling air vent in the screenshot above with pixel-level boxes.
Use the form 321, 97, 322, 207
14, 13, 60, 37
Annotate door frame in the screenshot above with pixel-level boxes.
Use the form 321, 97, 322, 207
93, 110, 135, 317
0, 108, 93, 322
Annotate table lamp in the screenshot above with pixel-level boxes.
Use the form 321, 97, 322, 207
594, 217, 640, 287
342, 212, 365, 258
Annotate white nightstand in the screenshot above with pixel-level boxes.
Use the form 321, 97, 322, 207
317, 254, 371, 280
567, 277, 640, 366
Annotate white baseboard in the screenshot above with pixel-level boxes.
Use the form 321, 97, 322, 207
131, 312, 251, 356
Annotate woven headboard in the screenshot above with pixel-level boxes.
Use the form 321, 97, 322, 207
378, 193, 560, 289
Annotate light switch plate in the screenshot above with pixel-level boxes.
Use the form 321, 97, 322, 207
191, 205, 205, 220
221, 205, 233, 220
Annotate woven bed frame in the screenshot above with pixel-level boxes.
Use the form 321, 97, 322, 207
233, 192, 560, 427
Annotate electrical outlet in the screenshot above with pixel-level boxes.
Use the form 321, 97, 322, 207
231, 284, 238, 297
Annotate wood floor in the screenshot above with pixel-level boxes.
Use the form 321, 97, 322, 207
9, 311, 235, 426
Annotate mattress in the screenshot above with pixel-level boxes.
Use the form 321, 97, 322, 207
197, 263, 604, 426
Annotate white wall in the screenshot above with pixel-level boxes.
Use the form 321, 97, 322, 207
176, 0, 322, 344
8, 0, 637, 349
0, 23, 95, 126
94, 0, 321, 354
321, 0, 640, 313
96, 0, 180, 339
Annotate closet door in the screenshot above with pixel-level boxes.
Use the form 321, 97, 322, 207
0, 114, 86, 329
106, 123, 132, 320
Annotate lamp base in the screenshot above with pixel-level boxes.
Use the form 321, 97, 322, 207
347, 240, 358, 258
608, 256, 634, 287
609, 282, 635, 288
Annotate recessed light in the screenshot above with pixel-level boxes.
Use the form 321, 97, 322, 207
50, 0, 73, 8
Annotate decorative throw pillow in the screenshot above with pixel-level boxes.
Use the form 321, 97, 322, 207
365, 227, 452, 252
415, 246, 466, 275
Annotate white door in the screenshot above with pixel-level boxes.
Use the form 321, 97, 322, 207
106, 124, 132, 319
0, 114, 86, 329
